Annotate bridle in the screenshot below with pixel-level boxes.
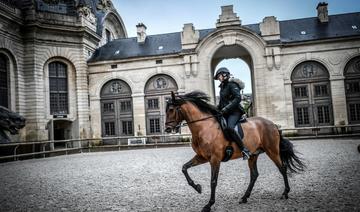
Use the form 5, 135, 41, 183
165, 103, 218, 129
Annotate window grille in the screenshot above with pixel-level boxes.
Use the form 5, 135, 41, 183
296, 107, 309, 125
122, 121, 133, 135
105, 122, 115, 136
294, 86, 307, 98
49, 62, 68, 115
147, 98, 159, 109
120, 101, 131, 112
317, 106, 330, 123
346, 82, 360, 94
103, 103, 114, 112
315, 85, 328, 96
349, 103, 360, 121
149, 118, 161, 133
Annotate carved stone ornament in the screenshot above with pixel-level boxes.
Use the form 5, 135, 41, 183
78, 6, 91, 17
78, 5, 96, 24
110, 81, 122, 93
301, 64, 316, 78
154, 77, 167, 89
97, 0, 112, 11
0, 106, 26, 143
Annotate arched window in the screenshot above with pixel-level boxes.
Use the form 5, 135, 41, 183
100, 79, 133, 137
49, 61, 68, 115
344, 56, 360, 123
291, 61, 333, 127
0, 54, 9, 108
144, 74, 178, 135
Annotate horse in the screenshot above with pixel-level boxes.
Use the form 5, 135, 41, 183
0, 106, 26, 143
164, 91, 305, 212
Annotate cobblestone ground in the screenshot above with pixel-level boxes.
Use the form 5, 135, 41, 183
0, 138, 359, 212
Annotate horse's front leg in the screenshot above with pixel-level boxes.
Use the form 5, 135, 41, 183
202, 159, 220, 212
182, 155, 207, 193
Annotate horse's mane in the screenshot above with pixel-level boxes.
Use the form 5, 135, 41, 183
175, 91, 219, 116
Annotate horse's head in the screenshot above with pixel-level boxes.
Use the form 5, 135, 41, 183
164, 91, 184, 134
0, 106, 26, 142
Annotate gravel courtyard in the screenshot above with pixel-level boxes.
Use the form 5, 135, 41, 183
0, 138, 359, 212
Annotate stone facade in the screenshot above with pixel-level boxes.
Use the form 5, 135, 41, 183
1, 2, 360, 141
0, 0, 127, 141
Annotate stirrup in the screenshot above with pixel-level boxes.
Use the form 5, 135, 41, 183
242, 149, 250, 160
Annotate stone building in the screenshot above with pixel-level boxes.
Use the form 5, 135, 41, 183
0, 1, 359, 142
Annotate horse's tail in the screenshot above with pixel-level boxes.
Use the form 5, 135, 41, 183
278, 130, 306, 173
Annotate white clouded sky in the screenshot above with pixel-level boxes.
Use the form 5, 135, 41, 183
112, 0, 359, 94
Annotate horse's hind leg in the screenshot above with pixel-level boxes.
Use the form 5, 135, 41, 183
182, 155, 207, 194
267, 152, 290, 199
240, 155, 259, 204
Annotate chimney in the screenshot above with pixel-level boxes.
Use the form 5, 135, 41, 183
317, 2, 328, 23
136, 23, 147, 44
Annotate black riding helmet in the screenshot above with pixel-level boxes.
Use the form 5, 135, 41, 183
213, 67, 230, 80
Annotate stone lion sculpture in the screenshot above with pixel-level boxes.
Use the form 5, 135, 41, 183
0, 106, 26, 143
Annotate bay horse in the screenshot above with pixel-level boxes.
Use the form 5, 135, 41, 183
165, 91, 305, 212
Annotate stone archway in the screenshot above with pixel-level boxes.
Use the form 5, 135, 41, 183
291, 61, 334, 130
196, 27, 267, 117
144, 74, 178, 135
211, 45, 254, 115
344, 56, 360, 124
100, 79, 133, 138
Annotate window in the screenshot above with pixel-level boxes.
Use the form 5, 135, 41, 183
292, 61, 333, 127
346, 81, 360, 94
317, 106, 330, 124
49, 62, 68, 115
149, 118, 161, 133
296, 107, 309, 125
122, 121, 133, 135
0, 54, 8, 108
106, 29, 111, 43
103, 103, 114, 112
147, 98, 159, 109
104, 122, 115, 136
294, 86, 307, 98
349, 103, 360, 122
314, 85, 328, 96
120, 101, 131, 112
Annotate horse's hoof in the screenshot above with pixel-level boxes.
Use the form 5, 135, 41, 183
280, 194, 289, 199
239, 198, 247, 204
201, 205, 211, 212
195, 184, 202, 194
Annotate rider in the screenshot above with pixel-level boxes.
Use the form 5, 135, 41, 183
214, 67, 250, 160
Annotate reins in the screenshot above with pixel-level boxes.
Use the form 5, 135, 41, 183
165, 105, 219, 128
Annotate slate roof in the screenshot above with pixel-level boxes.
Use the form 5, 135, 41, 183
89, 12, 360, 63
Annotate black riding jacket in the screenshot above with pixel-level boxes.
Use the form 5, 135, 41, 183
218, 79, 243, 116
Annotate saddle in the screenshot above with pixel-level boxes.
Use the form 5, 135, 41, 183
220, 115, 247, 162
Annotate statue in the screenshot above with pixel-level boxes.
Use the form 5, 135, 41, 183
0, 106, 26, 143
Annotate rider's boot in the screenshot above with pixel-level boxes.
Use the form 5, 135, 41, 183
234, 130, 251, 160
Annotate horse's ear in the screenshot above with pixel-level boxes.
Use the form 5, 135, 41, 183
171, 91, 175, 101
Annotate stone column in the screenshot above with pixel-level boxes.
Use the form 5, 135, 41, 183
330, 76, 348, 124
132, 93, 146, 136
